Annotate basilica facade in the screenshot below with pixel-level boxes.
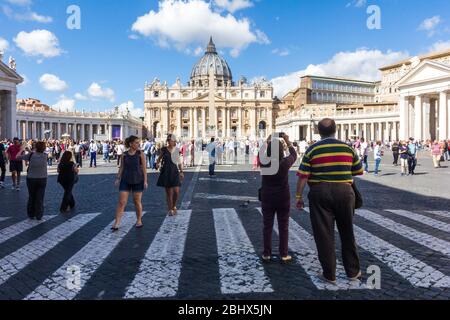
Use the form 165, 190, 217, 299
144, 38, 277, 141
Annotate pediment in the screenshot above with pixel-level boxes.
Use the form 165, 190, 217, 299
0, 61, 23, 83
397, 60, 450, 87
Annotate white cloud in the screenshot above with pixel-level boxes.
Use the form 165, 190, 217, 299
39, 74, 68, 92
117, 101, 144, 118
53, 95, 75, 112
418, 16, 442, 37
214, 0, 253, 13
14, 29, 62, 58
74, 92, 88, 100
429, 40, 450, 52
2, 5, 53, 23
270, 48, 409, 97
272, 48, 290, 57
18, 74, 29, 86
5, 0, 32, 6
88, 82, 115, 102
346, 0, 366, 8
128, 34, 139, 40
131, 0, 269, 57
0, 37, 9, 52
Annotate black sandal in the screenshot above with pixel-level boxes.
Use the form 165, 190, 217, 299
111, 226, 119, 232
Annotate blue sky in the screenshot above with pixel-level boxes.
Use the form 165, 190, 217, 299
0, 0, 449, 116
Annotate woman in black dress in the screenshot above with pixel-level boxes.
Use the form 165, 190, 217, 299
156, 134, 184, 216
57, 151, 79, 213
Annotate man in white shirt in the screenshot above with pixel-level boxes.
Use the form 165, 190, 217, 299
360, 138, 369, 173
89, 140, 98, 168
299, 140, 308, 159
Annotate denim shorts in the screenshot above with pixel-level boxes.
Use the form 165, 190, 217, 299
119, 179, 144, 193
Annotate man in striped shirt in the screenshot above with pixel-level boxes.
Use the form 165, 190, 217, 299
296, 118, 363, 284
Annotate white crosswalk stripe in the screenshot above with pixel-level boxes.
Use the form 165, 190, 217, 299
357, 209, 450, 257
124, 210, 192, 299
0, 217, 11, 222
0, 213, 100, 286
199, 178, 248, 184
214, 208, 273, 294
426, 211, 450, 218
0, 215, 58, 245
354, 225, 450, 288
386, 209, 450, 233
25, 212, 146, 300
195, 193, 259, 202
256, 208, 365, 290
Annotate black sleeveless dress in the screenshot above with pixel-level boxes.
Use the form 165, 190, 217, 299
157, 147, 181, 188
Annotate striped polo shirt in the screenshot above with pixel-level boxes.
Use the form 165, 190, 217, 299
297, 138, 363, 183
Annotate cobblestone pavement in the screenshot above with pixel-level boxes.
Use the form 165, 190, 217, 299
0, 151, 449, 300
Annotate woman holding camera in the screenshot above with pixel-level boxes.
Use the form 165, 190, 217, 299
260, 134, 297, 263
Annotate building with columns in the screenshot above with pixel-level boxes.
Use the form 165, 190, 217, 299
0, 53, 23, 139
277, 48, 450, 142
144, 37, 278, 140
16, 98, 143, 141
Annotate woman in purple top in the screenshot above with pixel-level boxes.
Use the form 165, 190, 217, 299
260, 133, 297, 263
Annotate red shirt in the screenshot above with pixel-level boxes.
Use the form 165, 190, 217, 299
7, 144, 22, 161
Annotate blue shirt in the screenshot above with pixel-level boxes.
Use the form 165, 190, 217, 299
407, 143, 417, 156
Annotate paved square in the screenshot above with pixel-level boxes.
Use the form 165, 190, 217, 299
0, 151, 449, 300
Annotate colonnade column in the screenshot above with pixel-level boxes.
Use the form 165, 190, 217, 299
439, 91, 448, 140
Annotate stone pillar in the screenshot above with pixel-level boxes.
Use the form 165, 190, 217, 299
399, 96, 408, 140
414, 95, 423, 141
250, 108, 256, 139
5, 91, 17, 139
221, 108, 226, 138
370, 123, 375, 142
439, 91, 448, 140
340, 124, 345, 141
89, 124, 93, 141
422, 97, 430, 141
238, 108, 243, 138
193, 108, 198, 139
177, 108, 182, 139
202, 108, 206, 138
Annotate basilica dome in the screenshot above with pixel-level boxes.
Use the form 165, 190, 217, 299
190, 37, 233, 85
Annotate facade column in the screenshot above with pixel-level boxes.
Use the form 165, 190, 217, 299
238, 108, 243, 139
189, 108, 194, 138
3, 90, 17, 139
250, 108, 256, 139
370, 123, 375, 142
355, 123, 360, 138
414, 95, 423, 141
40, 122, 45, 140
226, 108, 231, 138
81, 124, 85, 141
340, 124, 345, 141
399, 95, 408, 140
439, 91, 448, 140
202, 108, 206, 138
193, 108, 198, 139
221, 108, 226, 138
177, 108, 182, 139
89, 124, 93, 140
422, 97, 430, 141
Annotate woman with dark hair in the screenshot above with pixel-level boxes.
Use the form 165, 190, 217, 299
112, 135, 147, 231
260, 134, 297, 263
156, 134, 183, 216
57, 151, 79, 213
16, 141, 49, 220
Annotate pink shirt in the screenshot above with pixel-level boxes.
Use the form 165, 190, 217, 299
431, 144, 441, 156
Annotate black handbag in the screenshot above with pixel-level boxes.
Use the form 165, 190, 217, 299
352, 182, 363, 209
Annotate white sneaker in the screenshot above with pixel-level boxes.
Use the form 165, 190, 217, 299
11, 185, 16, 190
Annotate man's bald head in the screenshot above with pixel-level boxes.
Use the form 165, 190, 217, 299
318, 118, 336, 138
